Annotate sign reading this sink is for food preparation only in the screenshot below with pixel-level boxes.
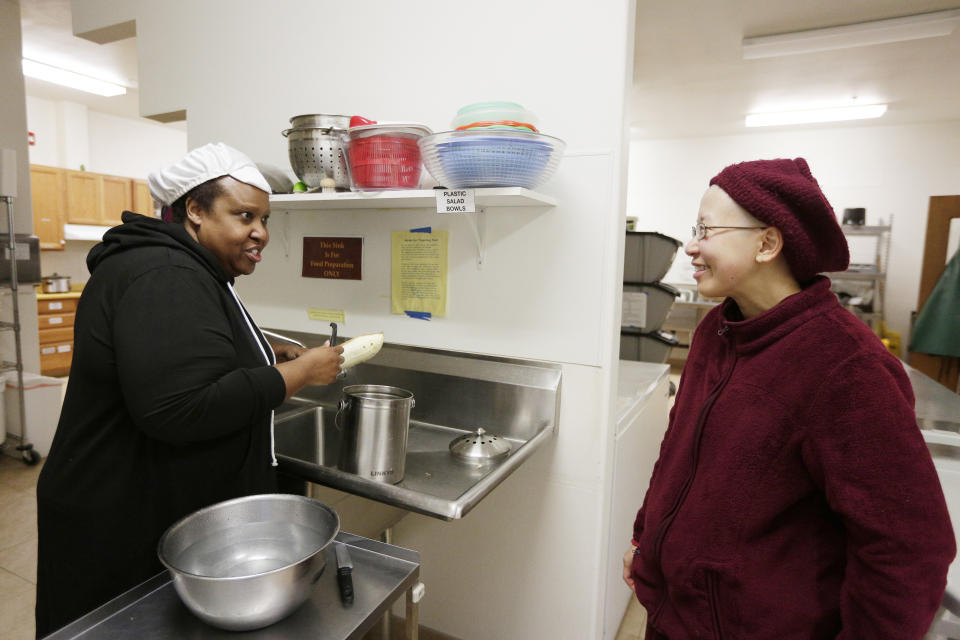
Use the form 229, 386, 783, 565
302, 237, 363, 280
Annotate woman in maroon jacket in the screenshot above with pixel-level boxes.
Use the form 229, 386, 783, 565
623, 158, 955, 639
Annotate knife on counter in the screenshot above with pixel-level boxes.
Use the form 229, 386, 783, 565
335, 542, 354, 605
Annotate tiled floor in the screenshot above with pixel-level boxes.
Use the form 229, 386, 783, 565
0, 452, 42, 640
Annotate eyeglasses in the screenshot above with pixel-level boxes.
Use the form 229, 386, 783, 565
691, 222, 768, 240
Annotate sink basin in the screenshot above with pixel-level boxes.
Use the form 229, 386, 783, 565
274, 405, 340, 467
274, 402, 551, 520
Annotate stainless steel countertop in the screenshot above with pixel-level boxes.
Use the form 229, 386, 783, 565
906, 361, 960, 432
616, 361, 670, 426
41, 532, 419, 640
904, 361, 960, 458
277, 405, 554, 520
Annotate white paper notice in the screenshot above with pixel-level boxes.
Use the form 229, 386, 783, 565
435, 189, 476, 214
621, 292, 648, 329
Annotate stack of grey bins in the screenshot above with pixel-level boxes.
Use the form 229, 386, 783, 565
620, 231, 682, 363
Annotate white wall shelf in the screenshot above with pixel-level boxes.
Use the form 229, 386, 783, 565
269, 187, 557, 211
840, 224, 892, 236
826, 269, 886, 282
269, 187, 557, 269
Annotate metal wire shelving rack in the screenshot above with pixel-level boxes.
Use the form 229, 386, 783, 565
1, 189, 40, 465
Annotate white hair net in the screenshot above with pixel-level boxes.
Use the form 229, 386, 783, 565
148, 142, 272, 206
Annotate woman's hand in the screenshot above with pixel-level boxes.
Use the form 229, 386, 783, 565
273, 344, 305, 363
275, 340, 344, 399
622, 547, 637, 589
299, 341, 344, 385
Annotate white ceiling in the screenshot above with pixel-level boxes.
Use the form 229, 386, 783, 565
633, 0, 960, 137
18, 0, 169, 124
17, 1, 960, 137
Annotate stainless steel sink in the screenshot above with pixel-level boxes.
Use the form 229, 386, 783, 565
266, 329, 562, 521
274, 403, 552, 520
274, 405, 340, 467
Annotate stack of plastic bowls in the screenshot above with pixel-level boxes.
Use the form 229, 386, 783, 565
418, 102, 564, 189
452, 101, 539, 132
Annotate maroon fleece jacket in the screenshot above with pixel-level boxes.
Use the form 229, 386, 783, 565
630, 277, 955, 639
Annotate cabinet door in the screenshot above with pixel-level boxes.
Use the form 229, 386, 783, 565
132, 180, 154, 217
100, 175, 131, 226
29, 165, 66, 250
64, 170, 100, 224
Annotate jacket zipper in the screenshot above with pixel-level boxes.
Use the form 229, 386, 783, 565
650, 324, 736, 622
707, 571, 725, 640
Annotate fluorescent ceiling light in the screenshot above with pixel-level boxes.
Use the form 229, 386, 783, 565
21, 58, 127, 97
746, 104, 888, 127
743, 8, 960, 59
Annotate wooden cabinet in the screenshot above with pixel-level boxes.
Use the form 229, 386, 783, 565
66, 170, 133, 226
64, 169, 101, 224
29, 165, 66, 250
100, 175, 131, 226
30, 165, 151, 248
132, 180, 154, 217
37, 296, 78, 377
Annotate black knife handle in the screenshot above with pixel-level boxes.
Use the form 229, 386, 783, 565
337, 567, 354, 604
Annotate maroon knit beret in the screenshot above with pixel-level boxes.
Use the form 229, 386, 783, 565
709, 158, 849, 283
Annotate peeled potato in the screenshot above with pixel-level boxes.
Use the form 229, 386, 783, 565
340, 332, 384, 369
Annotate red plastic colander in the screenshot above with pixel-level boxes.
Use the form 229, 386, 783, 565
346, 117, 432, 190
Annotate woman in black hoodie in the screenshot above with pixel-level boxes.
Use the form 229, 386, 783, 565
35, 143, 343, 637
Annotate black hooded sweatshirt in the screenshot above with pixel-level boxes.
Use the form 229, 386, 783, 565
35, 212, 286, 637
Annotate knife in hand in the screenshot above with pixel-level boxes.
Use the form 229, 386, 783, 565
335, 542, 354, 605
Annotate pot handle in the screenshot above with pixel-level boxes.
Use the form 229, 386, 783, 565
335, 398, 349, 431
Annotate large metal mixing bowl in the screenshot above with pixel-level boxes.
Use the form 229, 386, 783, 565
157, 494, 340, 631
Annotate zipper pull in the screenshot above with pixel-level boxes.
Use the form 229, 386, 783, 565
717, 325, 729, 336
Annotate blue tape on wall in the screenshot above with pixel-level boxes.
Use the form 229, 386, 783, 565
409, 227, 431, 233
404, 311, 432, 320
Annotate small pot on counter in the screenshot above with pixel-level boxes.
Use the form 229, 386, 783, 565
41, 273, 71, 293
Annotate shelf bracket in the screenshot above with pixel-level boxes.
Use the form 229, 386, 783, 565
466, 209, 486, 269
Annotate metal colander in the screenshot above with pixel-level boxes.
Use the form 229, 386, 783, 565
282, 126, 350, 190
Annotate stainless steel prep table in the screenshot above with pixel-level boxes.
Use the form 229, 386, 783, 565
42, 533, 421, 640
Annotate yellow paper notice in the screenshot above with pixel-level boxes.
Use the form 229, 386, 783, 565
307, 308, 346, 323
391, 230, 448, 318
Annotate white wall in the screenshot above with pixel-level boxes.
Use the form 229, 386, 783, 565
627, 120, 960, 341
87, 110, 186, 178
0, 0, 42, 378
40, 240, 98, 283
25, 96, 58, 167
25, 95, 186, 178
110, 0, 638, 637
